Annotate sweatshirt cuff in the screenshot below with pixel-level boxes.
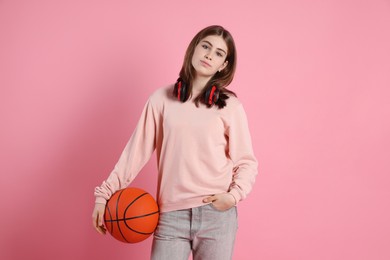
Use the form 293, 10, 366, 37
95, 197, 108, 205
228, 190, 241, 205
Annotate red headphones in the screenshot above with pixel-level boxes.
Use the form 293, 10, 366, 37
174, 78, 220, 106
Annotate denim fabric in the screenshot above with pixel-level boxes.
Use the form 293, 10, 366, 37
151, 204, 238, 260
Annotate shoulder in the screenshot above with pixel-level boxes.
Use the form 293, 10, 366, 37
149, 85, 173, 100
146, 85, 175, 112
148, 85, 175, 104
218, 92, 250, 124
223, 93, 243, 112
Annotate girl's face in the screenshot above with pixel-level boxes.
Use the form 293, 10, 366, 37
191, 35, 229, 79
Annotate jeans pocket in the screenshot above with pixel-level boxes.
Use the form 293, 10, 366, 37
208, 202, 233, 212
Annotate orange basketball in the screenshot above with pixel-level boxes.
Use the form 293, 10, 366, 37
104, 187, 159, 243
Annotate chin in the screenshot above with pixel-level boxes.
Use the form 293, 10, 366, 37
194, 67, 216, 78
196, 72, 215, 79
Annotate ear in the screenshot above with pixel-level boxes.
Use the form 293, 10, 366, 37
218, 60, 228, 72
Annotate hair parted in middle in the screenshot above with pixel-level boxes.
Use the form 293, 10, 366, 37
173, 25, 237, 109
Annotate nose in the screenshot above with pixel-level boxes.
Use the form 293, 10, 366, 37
205, 53, 212, 60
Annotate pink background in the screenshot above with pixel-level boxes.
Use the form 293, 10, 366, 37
1, 0, 390, 259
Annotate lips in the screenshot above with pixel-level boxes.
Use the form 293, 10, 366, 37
200, 60, 211, 67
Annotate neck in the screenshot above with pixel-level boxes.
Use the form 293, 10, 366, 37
192, 76, 211, 96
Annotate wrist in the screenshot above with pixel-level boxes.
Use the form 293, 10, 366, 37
227, 193, 237, 206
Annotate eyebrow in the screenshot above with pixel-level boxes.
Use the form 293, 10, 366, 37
201, 40, 227, 55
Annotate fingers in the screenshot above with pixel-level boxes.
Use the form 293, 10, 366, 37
93, 213, 107, 235
97, 210, 103, 227
97, 224, 107, 235
92, 211, 98, 228
97, 211, 107, 234
203, 195, 217, 203
92, 204, 107, 235
203, 193, 235, 211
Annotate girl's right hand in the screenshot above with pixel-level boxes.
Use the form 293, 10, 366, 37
92, 203, 107, 235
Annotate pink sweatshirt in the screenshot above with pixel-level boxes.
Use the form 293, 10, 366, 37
94, 86, 258, 212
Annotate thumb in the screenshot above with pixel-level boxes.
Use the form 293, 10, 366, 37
203, 195, 216, 203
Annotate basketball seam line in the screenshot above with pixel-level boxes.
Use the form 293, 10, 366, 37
116, 189, 129, 243
105, 210, 159, 222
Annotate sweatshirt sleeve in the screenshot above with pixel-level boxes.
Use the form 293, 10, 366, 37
227, 103, 258, 203
94, 97, 159, 205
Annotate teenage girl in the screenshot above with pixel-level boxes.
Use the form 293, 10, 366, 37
92, 25, 258, 260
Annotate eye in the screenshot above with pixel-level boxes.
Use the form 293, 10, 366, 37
202, 44, 209, 49
216, 52, 223, 57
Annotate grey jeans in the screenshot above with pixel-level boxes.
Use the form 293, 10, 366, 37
151, 204, 238, 260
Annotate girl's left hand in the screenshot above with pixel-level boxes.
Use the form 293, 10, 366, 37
203, 193, 236, 211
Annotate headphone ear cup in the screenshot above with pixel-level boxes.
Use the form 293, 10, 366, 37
179, 82, 187, 102
204, 85, 219, 105
175, 79, 188, 102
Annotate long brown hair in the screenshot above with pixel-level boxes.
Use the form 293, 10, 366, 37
174, 25, 237, 108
